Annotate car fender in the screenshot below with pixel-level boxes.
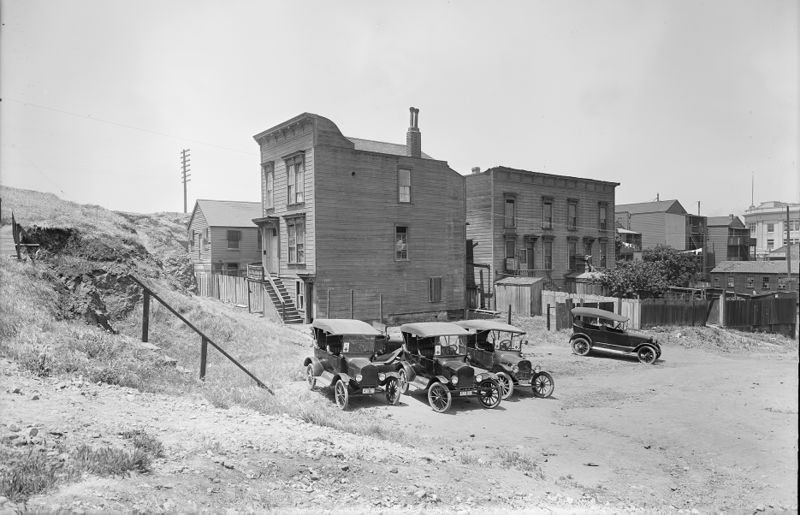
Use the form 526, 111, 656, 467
634, 342, 659, 353
400, 362, 416, 381
435, 375, 451, 386
570, 331, 592, 343
336, 373, 352, 386
303, 357, 324, 376
380, 371, 400, 383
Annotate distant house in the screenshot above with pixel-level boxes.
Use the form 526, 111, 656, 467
616, 227, 642, 261
187, 200, 262, 276
706, 215, 752, 267
615, 199, 706, 252
767, 243, 800, 262
743, 201, 800, 259
252, 108, 466, 324
710, 261, 798, 294
465, 166, 618, 299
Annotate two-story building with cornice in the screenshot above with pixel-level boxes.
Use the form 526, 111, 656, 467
252, 108, 466, 324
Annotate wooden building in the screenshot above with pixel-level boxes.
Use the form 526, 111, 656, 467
706, 215, 752, 267
615, 199, 706, 252
187, 200, 262, 276
710, 261, 798, 294
252, 108, 466, 324
465, 166, 618, 302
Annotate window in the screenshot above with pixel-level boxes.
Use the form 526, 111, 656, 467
296, 280, 305, 310
504, 198, 516, 228
567, 200, 578, 231
568, 239, 577, 271
766, 223, 774, 233
505, 238, 516, 258
746, 276, 754, 289
599, 202, 608, 230
257, 230, 262, 252
599, 242, 607, 268
777, 277, 788, 290
727, 276, 734, 288
766, 239, 774, 251
542, 198, 553, 229
263, 162, 274, 210
762, 276, 770, 290
713, 277, 720, 287
398, 169, 411, 203
584, 240, 593, 261
793, 221, 800, 231
287, 217, 305, 264
227, 230, 241, 249
749, 223, 756, 234
204, 228, 210, 251
286, 154, 305, 205
543, 240, 553, 269
429, 277, 442, 303
395, 226, 408, 260
224, 263, 239, 276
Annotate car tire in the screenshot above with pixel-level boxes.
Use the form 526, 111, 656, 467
305, 364, 316, 391
637, 345, 657, 365
477, 379, 502, 409
398, 368, 409, 394
495, 371, 514, 400
427, 382, 451, 413
532, 371, 555, 398
334, 379, 349, 410
571, 337, 591, 356
385, 377, 401, 405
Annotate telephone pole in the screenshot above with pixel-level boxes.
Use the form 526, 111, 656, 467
180, 149, 191, 213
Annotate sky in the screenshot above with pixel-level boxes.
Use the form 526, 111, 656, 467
1, 0, 798, 217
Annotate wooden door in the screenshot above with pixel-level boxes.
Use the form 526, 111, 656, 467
265, 227, 279, 274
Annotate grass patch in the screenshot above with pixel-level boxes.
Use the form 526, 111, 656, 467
494, 449, 544, 478
0, 448, 66, 503
71, 444, 152, 476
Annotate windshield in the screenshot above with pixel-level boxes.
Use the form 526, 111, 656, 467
434, 335, 467, 357
341, 335, 377, 354
493, 331, 524, 351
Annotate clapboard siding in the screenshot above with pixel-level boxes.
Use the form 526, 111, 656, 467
187, 203, 261, 273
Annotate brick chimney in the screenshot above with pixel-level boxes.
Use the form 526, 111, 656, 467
406, 107, 421, 158
471, 167, 481, 174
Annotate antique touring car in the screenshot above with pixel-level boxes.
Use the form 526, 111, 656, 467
455, 319, 555, 400
396, 322, 502, 413
569, 307, 661, 364
304, 319, 403, 410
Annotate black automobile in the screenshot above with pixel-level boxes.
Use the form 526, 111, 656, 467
396, 322, 502, 413
304, 318, 403, 410
570, 307, 661, 364
456, 319, 555, 400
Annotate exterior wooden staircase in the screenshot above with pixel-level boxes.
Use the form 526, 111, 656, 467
264, 276, 303, 324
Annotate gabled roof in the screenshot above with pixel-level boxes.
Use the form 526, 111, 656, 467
347, 137, 433, 159
711, 261, 799, 274
189, 200, 261, 228
615, 200, 686, 215
707, 215, 745, 228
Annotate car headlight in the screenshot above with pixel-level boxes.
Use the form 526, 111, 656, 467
378, 373, 386, 381
356, 374, 363, 382
475, 374, 483, 383
534, 365, 542, 374
450, 375, 459, 385
512, 365, 519, 374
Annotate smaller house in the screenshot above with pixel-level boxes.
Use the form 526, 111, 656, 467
706, 215, 752, 267
187, 200, 262, 276
710, 261, 798, 294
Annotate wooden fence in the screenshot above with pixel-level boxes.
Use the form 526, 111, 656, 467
196, 272, 265, 314
639, 298, 710, 328
723, 294, 797, 337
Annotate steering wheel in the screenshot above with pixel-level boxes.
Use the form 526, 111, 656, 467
497, 339, 512, 350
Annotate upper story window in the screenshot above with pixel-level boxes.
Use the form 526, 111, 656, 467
748, 223, 756, 234
567, 199, 578, 231
746, 276, 754, 289
395, 226, 409, 260
286, 154, 305, 205
762, 276, 770, 290
287, 217, 305, 264
398, 169, 411, 203
504, 198, 516, 228
204, 228, 210, 251
568, 239, 577, 271
598, 202, 609, 231
429, 277, 442, 303
766, 223, 774, 233
263, 162, 274, 210
542, 197, 554, 230
543, 239, 553, 269
766, 239, 774, 250
226, 230, 241, 250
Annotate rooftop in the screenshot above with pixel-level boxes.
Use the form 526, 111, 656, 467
711, 260, 799, 274
191, 200, 261, 228
615, 199, 686, 215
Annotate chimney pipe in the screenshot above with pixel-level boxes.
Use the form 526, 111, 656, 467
471, 167, 481, 175
406, 107, 421, 158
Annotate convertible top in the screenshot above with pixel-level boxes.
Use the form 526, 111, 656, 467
399, 322, 470, 338
454, 320, 526, 334
570, 307, 629, 323
311, 318, 382, 336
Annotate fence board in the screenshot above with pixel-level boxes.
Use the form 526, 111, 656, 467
639, 298, 709, 328
724, 294, 797, 336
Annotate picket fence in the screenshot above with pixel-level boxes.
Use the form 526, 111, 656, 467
195, 272, 266, 314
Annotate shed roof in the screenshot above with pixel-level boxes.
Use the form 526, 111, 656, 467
311, 318, 382, 336
495, 276, 544, 286
346, 137, 433, 159
399, 322, 470, 338
615, 200, 686, 215
190, 200, 261, 228
711, 261, 799, 274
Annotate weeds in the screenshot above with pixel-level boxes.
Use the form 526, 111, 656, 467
121, 429, 165, 458
71, 444, 152, 475
0, 448, 66, 503
494, 449, 544, 478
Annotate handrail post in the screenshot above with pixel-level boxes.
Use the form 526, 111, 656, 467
141, 290, 150, 342
546, 304, 551, 331
200, 336, 208, 380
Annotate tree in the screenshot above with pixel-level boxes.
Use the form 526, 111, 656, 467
600, 260, 669, 299
642, 245, 701, 287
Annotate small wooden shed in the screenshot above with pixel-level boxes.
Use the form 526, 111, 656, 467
495, 276, 544, 316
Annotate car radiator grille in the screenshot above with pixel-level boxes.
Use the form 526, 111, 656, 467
458, 366, 475, 387
516, 360, 532, 379
360, 365, 378, 387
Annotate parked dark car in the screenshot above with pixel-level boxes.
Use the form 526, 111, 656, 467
570, 307, 661, 364
455, 319, 555, 399
396, 322, 502, 413
304, 319, 403, 410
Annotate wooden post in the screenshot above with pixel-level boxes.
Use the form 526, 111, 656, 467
719, 290, 726, 327
247, 281, 252, 313
141, 290, 150, 342
350, 289, 355, 319
200, 336, 208, 380
507, 304, 512, 324
327, 288, 331, 318
479, 270, 485, 309
546, 304, 551, 331
379, 294, 383, 323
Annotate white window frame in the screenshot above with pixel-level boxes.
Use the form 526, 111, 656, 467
263, 162, 274, 210
226, 230, 241, 250
286, 154, 305, 205
398, 169, 411, 203
395, 226, 409, 261
287, 217, 305, 264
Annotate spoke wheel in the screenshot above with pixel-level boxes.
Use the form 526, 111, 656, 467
637, 345, 657, 365
571, 337, 591, 356
334, 379, 349, 410
532, 371, 555, 398
305, 364, 316, 391
385, 377, 401, 405
398, 368, 409, 394
477, 379, 501, 409
427, 382, 452, 413
495, 371, 514, 400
